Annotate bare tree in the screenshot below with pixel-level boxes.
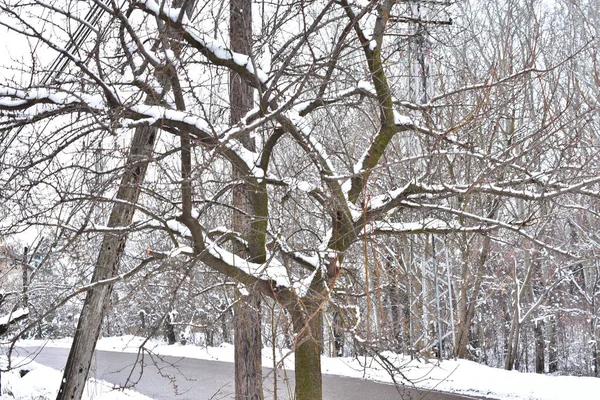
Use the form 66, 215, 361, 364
1, 1, 600, 399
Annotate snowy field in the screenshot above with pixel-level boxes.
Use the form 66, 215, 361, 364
2, 336, 599, 399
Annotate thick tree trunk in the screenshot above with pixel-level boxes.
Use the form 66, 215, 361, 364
234, 292, 263, 400
57, 125, 157, 400
229, 1, 263, 399
294, 304, 323, 400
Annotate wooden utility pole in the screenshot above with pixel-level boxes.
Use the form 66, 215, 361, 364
57, 2, 194, 398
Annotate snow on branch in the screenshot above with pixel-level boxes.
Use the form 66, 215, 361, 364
204, 236, 290, 289
295, 80, 377, 117
364, 218, 490, 236
139, 0, 191, 24
0, 308, 29, 335
400, 200, 575, 258
127, 104, 267, 179
129, 105, 210, 134
0, 308, 28, 327
293, 268, 319, 298
0, 87, 106, 111
274, 236, 320, 272
138, 0, 269, 86
453, 177, 600, 201
276, 112, 342, 194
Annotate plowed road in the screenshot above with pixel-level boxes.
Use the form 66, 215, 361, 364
15, 347, 488, 400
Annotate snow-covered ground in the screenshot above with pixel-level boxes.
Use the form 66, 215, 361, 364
0, 355, 151, 400
4, 336, 600, 399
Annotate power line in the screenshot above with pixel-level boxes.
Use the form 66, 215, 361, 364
1, 1, 109, 183
44, 2, 108, 83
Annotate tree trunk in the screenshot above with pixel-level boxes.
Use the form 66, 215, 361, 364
504, 284, 521, 371
548, 315, 558, 373
165, 313, 177, 345
293, 303, 323, 400
21, 246, 29, 309
456, 235, 490, 359
505, 315, 520, 371
332, 311, 344, 357
455, 246, 470, 358
534, 318, 545, 373
229, 0, 263, 399
234, 292, 263, 400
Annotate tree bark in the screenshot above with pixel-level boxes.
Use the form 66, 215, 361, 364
165, 313, 177, 345
293, 302, 323, 400
229, 1, 264, 399
504, 310, 520, 371
534, 319, 545, 373
234, 292, 263, 400
332, 310, 344, 357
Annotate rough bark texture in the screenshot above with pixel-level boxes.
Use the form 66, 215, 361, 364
294, 302, 323, 400
332, 311, 344, 357
229, 0, 264, 399
504, 313, 521, 371
57, 124, 157, 400
234, 292, 263, 400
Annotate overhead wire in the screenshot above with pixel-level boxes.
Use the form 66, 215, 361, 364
1, 0, 110, 182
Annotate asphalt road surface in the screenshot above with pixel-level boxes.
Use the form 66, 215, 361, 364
13, 346, 489, 400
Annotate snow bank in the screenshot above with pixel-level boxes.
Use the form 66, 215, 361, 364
0, 357, 151, 400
